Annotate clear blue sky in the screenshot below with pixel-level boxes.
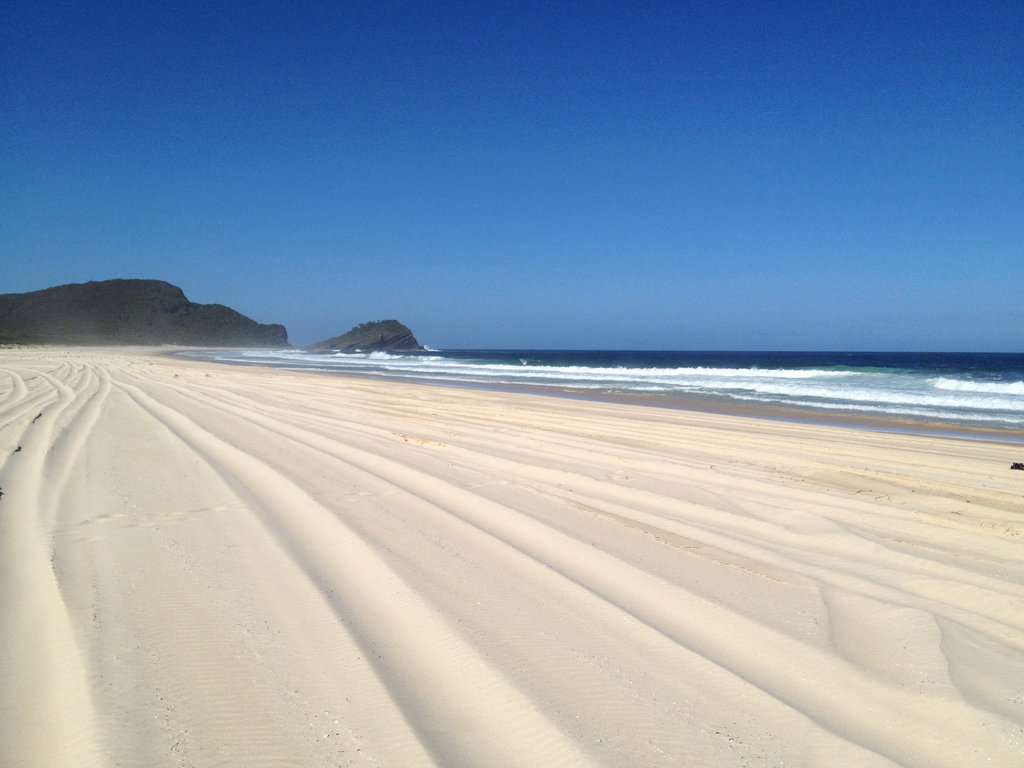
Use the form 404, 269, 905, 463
3, 1, 1021, 350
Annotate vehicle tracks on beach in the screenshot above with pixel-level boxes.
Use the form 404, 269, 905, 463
114, 372, 596, 768
118, 363, 1024, 768
4, 351, 1023, 767
0, 362, 108, 767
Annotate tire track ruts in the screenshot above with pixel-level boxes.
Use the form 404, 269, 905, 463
149, 371, 1024, 651
123, 367, 1023, 768
0, 363, 106, 768
114, 376, 595, 768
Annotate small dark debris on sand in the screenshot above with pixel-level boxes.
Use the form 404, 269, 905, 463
1011, 462, 1024, 471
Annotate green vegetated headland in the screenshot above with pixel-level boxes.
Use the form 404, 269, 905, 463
0, 280, 288, 346
308, 320, 422, 351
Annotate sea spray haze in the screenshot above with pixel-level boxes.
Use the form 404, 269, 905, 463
184, 349, 1024, 433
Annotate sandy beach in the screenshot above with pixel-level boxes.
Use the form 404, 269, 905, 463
1, 346, 1021, 767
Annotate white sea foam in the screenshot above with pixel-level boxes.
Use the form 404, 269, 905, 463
190, 349, 1024, 430
932, 377, 1024, 395
730, 394, 1018, 425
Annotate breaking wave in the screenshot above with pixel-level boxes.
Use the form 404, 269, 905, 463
182, 348, 1024, 432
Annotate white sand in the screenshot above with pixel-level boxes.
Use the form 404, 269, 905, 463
1, 347, 1021, 767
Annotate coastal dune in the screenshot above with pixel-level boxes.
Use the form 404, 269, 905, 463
1, 348, 1022, 767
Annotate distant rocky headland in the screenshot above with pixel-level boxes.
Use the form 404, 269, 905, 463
0, 280, 288, 347
308, 320, 422, 352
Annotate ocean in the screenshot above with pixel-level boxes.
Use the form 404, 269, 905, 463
183, 349, 1024, 437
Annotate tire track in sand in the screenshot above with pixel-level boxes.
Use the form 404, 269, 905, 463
130, 367, 1023, 768
115, 378, 596, 768
0, 364, 107, 768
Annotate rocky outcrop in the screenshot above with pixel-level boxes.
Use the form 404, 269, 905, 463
0, 279, 288, 347
308, 320, 422, 351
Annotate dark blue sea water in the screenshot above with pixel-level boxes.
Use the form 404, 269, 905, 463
184, 349, 1024, 434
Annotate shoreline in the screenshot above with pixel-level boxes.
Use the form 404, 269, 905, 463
172, 349, 1024, 446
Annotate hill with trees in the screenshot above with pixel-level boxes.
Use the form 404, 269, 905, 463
308, 320, 421, 351
0, 280, 288, 347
